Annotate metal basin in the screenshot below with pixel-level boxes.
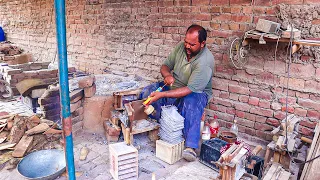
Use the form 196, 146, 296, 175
17, 149, 66, 180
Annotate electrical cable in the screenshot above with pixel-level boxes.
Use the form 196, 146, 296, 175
284, 24, 320, 165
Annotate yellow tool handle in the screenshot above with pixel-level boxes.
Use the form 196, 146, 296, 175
143, 97, 152, 105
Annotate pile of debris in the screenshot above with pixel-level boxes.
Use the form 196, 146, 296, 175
0, 112, 62, 170
0, 42, 31, 65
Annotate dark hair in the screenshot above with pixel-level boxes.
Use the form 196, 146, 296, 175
186, 24, 207, 43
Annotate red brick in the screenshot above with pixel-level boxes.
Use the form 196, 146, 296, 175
279, 77, 305, 90
296, 92, 309, 99
214, 97, 232, 107
212, 14, 231, 22
239, 24, 249, 31
222, 7, 231, 13
274, 111, 287, 120
245, 113, 256, 121
209, 103, 218, 111
219, 91, 230, 99
250, 107, 273, 117
231, 6, 241, 13
239, 95, 249, 103
255, 0, 303, 5
212, 77, 229, 91
305, 0, 320, 4
236, 117, 254, 128
212, 89, 220, 97
217, 112, 234, 122
259, 100, 270, 109
175, 0, 190, 6
229, 23, 239, 31
210, 7, 221, 13
244, 127, 255, 136
254, 122, 273, 131
289, 64, 315, 78
231, 15, 251, 23
242, 7, 252, 14
255, 115, 267, 123
229, 84, 249, 95
234, 101, 251, 112
211, 30, 233, 38
266, 118, 280, 127
192, 0, 210, 5
281, 106, 295, 113
210, 0, 230, 5
229, 93, 239, 101
307, 110, 320, 118
310, 94, 320, 101
226, 107, 236, 115
253, 7, 266, 14
298, 99, 320, 111
236, 110, 245, 118
266, 7, 276, 15
300, 119, 317, 129
255, 131, 266, 139
216, 105, 227, 113
194, 14, 211, 21
301, 55, 313, 61
299, 126, 314, 137
230, 0, 252, 5
305, 80, 320, 92
250, 89, 273, 100
294, 108, 307, 117
312, 19, 320, 25
279, 97, 297, 105
248, 97, 259, 106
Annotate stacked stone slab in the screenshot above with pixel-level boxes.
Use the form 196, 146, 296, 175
0, 62, 76, 95
159, 105, 184, 144
37, 85, 85, 125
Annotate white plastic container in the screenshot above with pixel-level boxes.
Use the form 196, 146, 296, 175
202, 126, 211, 140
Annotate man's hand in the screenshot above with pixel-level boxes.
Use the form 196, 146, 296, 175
164, 75, 174, 86
148, 91, 165, 104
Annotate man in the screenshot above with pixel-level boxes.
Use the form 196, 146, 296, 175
141, 24, 214, 161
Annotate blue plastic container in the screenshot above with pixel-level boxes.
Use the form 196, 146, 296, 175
0, 27, 5, 42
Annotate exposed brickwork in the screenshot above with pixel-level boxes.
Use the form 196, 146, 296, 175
0, 0, 319, 140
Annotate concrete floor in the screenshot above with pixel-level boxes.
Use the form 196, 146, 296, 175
0, 97, 219, 180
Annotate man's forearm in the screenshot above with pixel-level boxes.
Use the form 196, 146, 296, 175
161, 65, 172, 78
163, 86, 192, 98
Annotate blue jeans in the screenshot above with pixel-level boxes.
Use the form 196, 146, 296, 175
140, 82, 208, 148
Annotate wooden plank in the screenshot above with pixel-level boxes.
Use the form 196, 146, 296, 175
12, 135, 34, 157
301, 122, 320, 179
278, 170, 291, 180
220, 144, 238, 161
0, 142, 16, 150
263, 163, 280, 180
25, 123, 50, 135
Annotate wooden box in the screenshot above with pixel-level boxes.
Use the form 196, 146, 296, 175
109, 142, 138, 180
156, 140, 184, 165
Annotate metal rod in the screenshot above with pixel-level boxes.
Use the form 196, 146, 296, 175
54, 0, 76, 179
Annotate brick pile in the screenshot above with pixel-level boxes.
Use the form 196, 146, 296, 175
0, 62, 75, 95
0, 42, 31, 65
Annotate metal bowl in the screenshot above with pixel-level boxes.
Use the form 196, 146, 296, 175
17, 149, 66, 180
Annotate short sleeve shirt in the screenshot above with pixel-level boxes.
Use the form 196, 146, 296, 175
163, 42, 215, 99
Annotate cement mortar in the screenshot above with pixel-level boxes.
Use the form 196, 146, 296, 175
278, 4, 320, 60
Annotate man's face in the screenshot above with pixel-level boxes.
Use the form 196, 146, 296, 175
184, 31, 205, 58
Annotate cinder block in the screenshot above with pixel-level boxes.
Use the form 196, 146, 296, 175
109, 142, 138, 180
156, 140, 184, 165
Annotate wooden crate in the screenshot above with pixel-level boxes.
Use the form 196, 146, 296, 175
109, 142, 138, 180
156, 140, 184, 164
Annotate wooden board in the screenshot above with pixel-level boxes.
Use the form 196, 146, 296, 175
25, 123, 50, 135
300, 122, 320, 180
263, 163, 279, 180
12, 135, 34, 157
0, 142, 16, 150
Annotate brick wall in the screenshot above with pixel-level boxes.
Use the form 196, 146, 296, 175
1, 0, 320, 142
